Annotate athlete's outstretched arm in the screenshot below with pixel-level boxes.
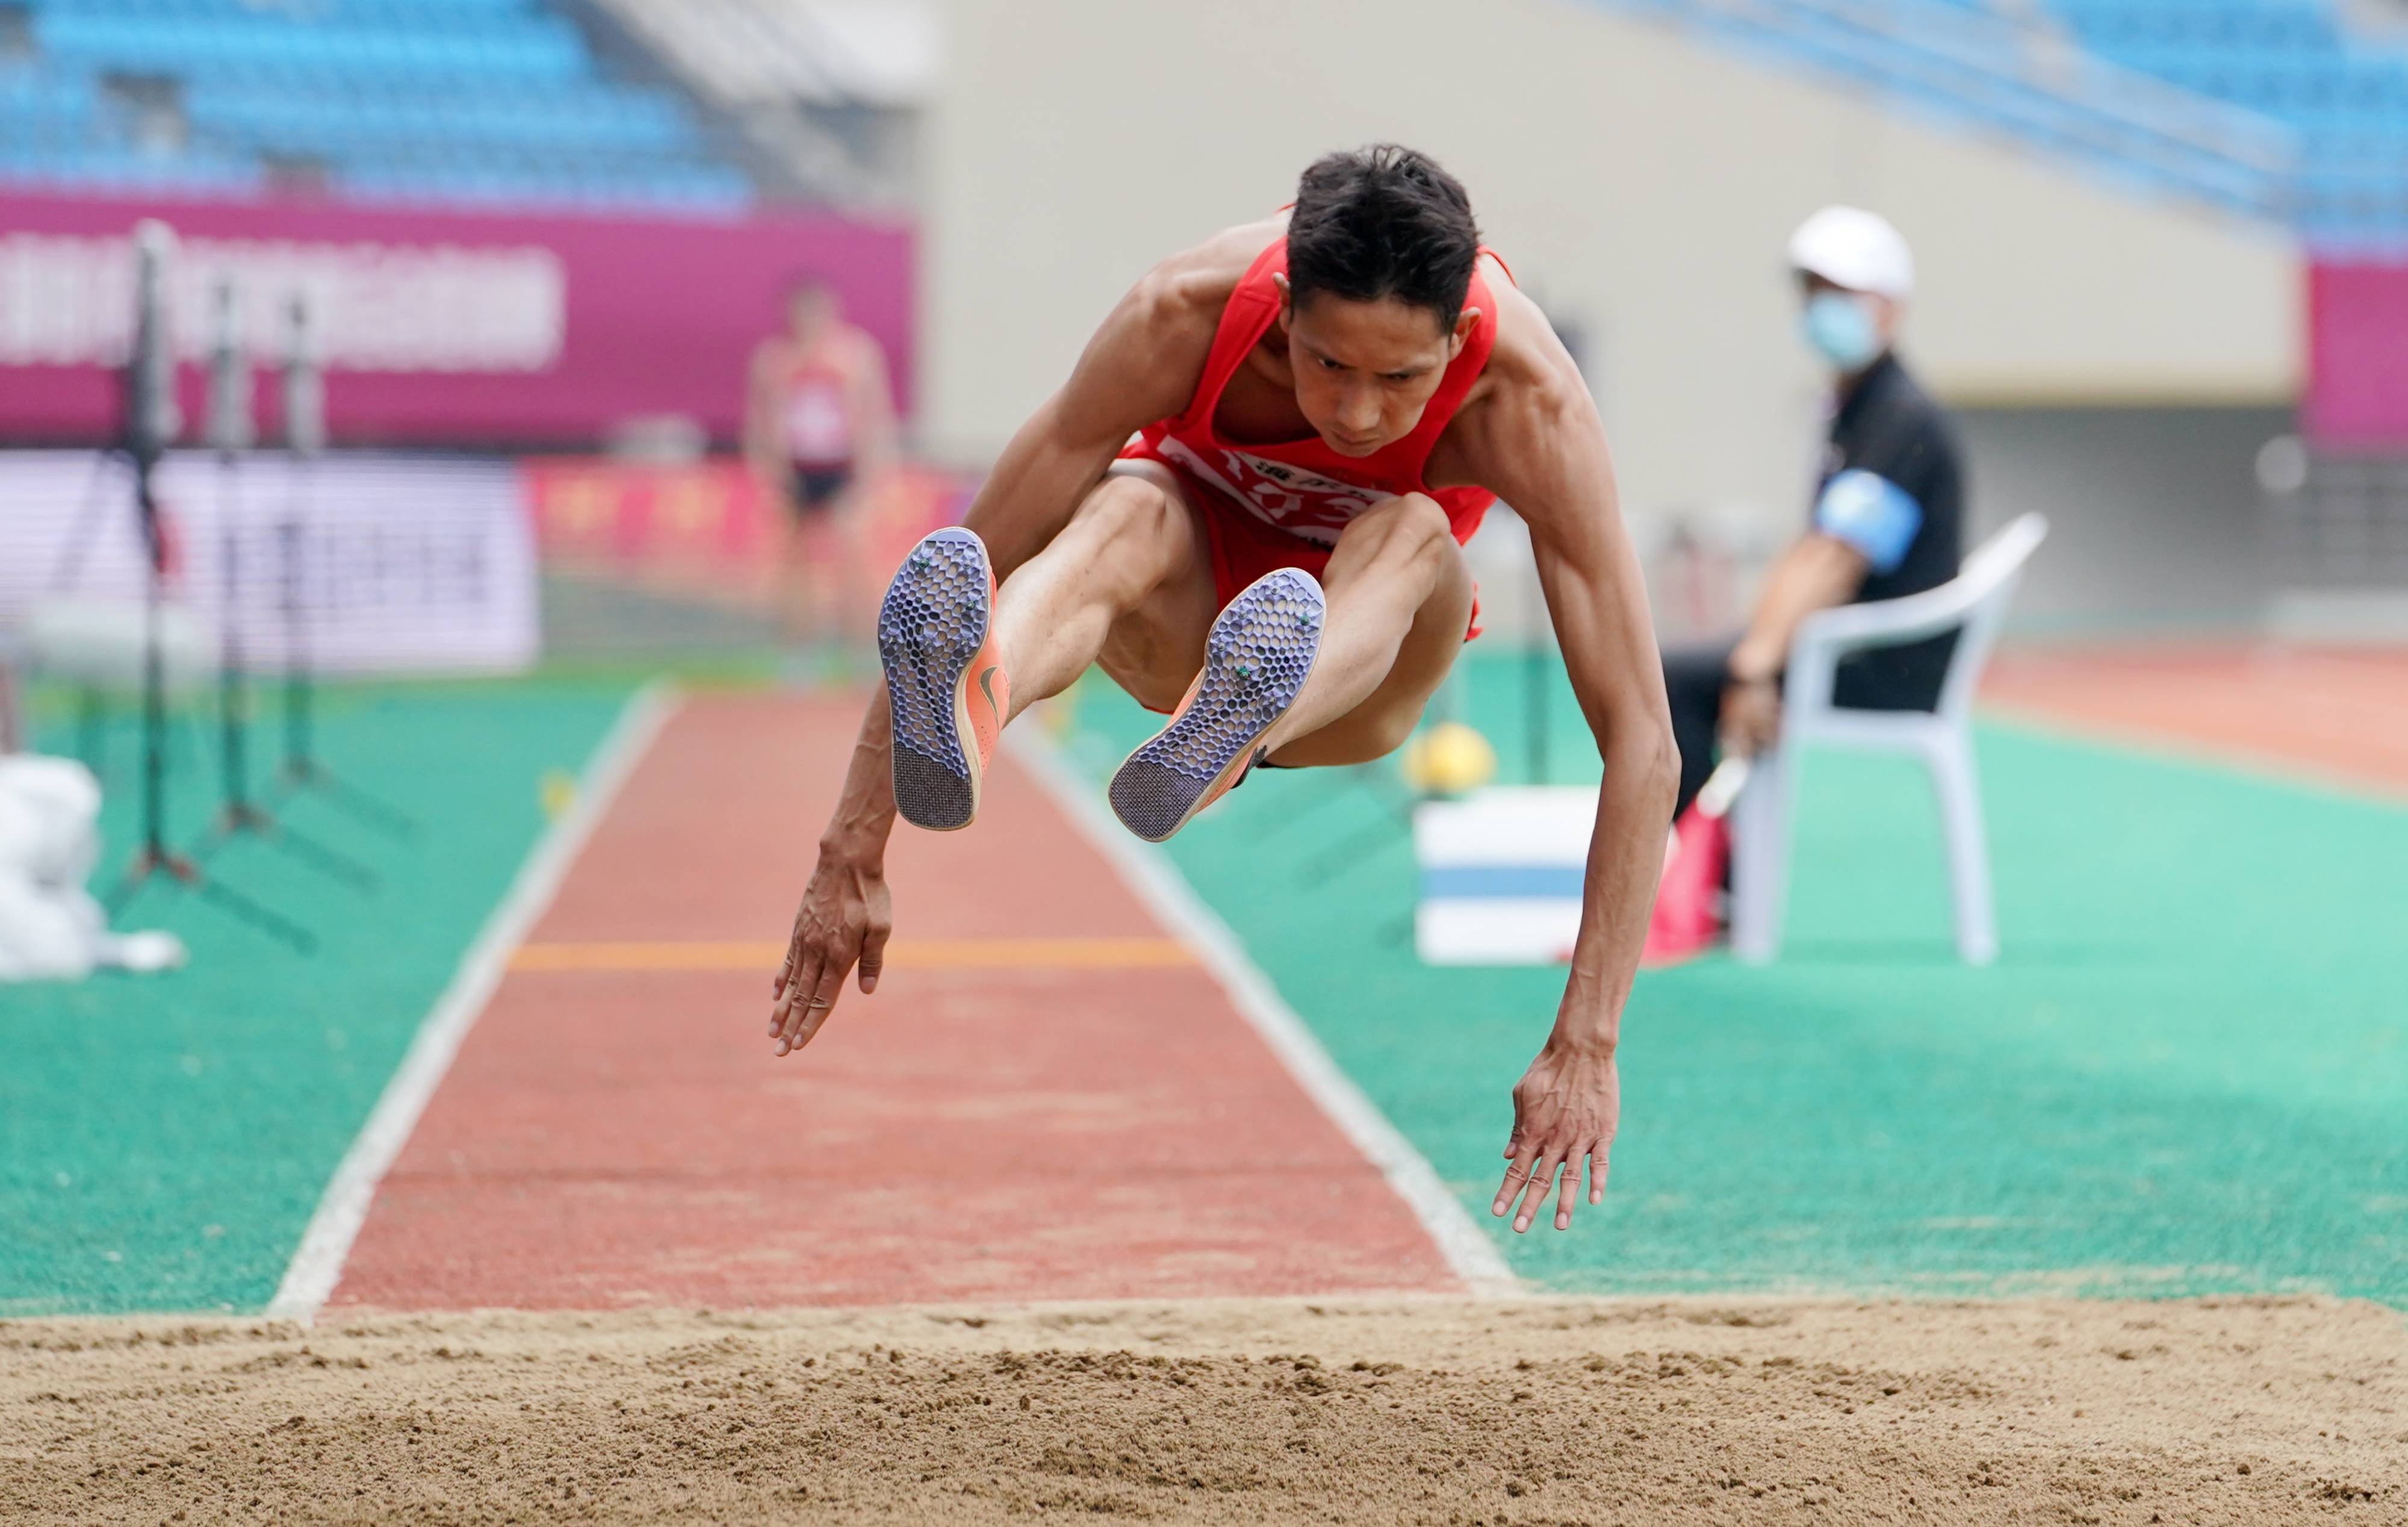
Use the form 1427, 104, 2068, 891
768, 264, 1220, 1056
1462, 355, 1677, 1232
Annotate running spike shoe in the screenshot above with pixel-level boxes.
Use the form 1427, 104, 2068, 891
1108, 567, 1324, 842
878, 527, 1010, 831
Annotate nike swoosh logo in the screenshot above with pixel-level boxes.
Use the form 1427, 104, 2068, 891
976, 665, 1002, 720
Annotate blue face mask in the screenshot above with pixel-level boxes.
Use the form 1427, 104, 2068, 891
1801, 291, 1883, 372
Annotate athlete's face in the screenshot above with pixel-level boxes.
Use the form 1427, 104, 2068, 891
1277, 276, 1478, 458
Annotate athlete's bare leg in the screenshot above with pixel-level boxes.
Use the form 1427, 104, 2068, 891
776, 505, 855, 651
1262, 492, 1473, 765
986, 464, 1218, 718
969, 468, 1463, 760
773, 508, 819, 642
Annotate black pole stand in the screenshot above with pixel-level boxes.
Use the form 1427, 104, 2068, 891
265, 288, 417, 842
188, 276, 377, 891
196, 491, 380, 889
267, 491, 418, 840
100, 224, 315, 953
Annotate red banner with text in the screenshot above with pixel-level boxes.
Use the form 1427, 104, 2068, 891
0, 190, 912, 448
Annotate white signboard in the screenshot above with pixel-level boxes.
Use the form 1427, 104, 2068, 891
1, 450, 539, 676
1413, 786, 1598, 965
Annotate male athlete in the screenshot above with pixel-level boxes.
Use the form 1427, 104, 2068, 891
770, 147, 1677, 1236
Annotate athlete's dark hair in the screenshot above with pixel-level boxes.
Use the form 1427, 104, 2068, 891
1286, 145, 1480, 331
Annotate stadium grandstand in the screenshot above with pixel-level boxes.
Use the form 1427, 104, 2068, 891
0, 0, 931, 209
1606, 0, 2408, 248
1, 0, 2404, 240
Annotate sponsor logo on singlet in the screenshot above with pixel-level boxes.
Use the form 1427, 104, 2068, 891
1156, 437, 1386, 547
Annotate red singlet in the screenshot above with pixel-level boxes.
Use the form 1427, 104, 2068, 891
1119, 236, 1506, 623
778, 353, 858, 472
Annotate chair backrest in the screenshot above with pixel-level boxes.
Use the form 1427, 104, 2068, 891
1954, 512, 2052, 611
1931, 513, 2050, 720
1784, 512, 2049, 722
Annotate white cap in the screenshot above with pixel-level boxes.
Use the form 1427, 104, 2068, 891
1787, 205, 1914, 299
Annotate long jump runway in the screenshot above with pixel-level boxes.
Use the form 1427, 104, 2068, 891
326, 692, 1459, 1311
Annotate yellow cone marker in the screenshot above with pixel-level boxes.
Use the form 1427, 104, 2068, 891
1400, 721, 1497, 797
539, 768, 580, 821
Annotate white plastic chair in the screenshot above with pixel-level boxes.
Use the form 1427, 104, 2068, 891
1730, 512, 2049, 966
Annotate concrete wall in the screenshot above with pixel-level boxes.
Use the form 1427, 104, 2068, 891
921, 0, 2301, 536
1956, 405, 2291, 633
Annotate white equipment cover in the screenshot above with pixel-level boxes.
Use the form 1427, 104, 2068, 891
0, 755, 184, 981
1413, 786, 1597, 966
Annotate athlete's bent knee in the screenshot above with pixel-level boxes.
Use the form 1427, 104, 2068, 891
1343, 491, 1450, 550
1333, 493, 1456, 586
1392, 490, 1453, 540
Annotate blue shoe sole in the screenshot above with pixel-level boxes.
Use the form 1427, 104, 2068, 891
878, 527, 992, 832
1108, 568, 1324, 842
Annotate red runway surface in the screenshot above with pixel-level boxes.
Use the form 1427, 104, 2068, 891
1986, 644, 2408, 796
330, 694, 1455, 1311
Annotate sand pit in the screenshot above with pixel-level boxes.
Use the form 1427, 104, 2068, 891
5, 1296, 2403, 1524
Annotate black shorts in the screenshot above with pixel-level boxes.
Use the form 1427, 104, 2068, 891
789, 463, 854, 517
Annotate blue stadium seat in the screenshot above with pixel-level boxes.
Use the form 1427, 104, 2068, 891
3, 0, 755, 211
2042, 0, 2408, 245
1589, 0, 2408, 249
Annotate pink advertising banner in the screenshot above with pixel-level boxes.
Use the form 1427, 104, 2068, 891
2307, 261, 2408, 446
0, 190, 912, 447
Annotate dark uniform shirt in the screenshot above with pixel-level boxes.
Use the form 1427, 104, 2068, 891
1816, 352, 1965, 711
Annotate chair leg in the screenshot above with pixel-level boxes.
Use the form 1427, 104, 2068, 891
1729, 747, 1793, 964
1927, 735, 1997, 966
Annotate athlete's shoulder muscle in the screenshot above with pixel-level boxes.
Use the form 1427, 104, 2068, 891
1434, 276, 1613, 524
1052, 217, 1283, 444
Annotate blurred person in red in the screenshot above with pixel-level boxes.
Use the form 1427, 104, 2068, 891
745, 276, 898, 668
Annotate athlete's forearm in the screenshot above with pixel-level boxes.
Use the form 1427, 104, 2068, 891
1535, 560, 1677, 1053
958, 399, 1128, 583
821, 689, 899, 862
1514, 426, 1678, 1051
1555, 735, 1675, 1051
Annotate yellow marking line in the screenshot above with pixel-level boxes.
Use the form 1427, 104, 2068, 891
506, 937, 1197, 973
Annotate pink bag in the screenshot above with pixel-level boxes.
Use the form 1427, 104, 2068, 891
1641, 757, 1747, 968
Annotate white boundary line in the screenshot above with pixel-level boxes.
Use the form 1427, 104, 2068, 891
265, 682, 680, 1323
1007, 727, 1516, 1296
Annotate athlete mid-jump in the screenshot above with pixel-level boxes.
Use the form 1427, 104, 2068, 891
771, 146, 1676, 1235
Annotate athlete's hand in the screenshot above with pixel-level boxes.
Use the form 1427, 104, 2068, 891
768, 845, 892, 1057
1493, 1039, 1619, 1233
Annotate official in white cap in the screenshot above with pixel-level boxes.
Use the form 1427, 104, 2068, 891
1658, 204, 1967, 844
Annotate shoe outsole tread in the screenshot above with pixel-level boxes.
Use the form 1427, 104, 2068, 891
880, 527, 991, 832
1109, 568, 1323, 842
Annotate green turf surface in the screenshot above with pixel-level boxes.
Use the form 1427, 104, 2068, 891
0, 678, 636, 1315
1055, 654, 2408, 1304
